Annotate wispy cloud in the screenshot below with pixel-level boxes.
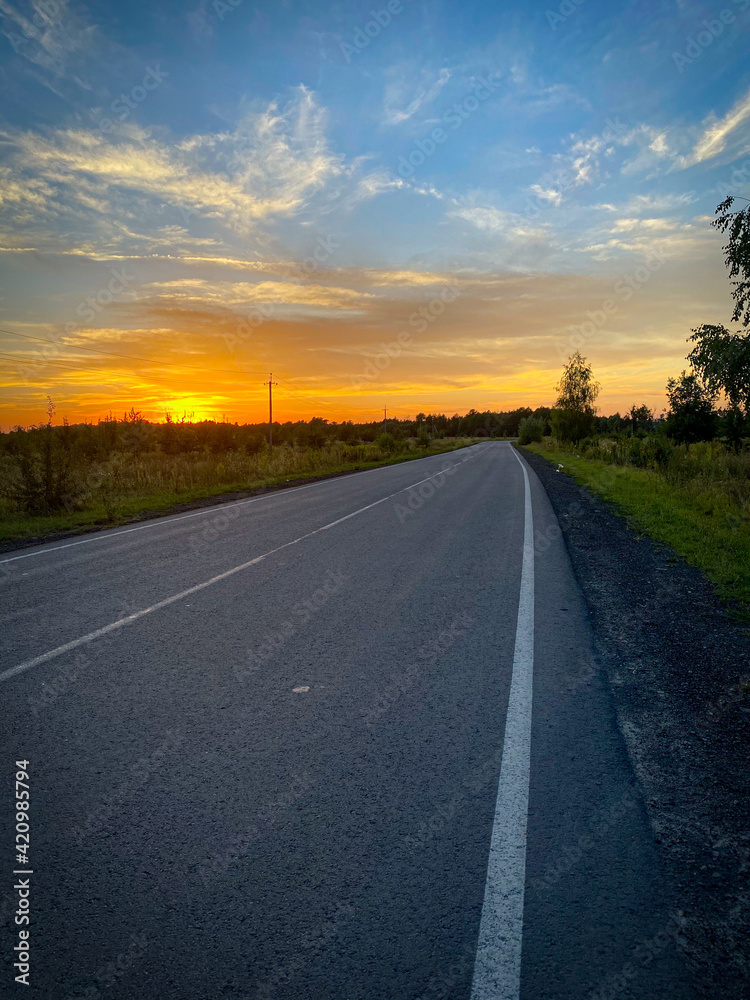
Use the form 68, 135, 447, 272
673, 87, 750, 170
139, 277, 374, 312
382, 67, 453, 126
0, 0, 99, 97
0, 87, 395, 254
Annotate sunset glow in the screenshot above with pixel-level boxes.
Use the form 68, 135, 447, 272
1, 1, 749, 426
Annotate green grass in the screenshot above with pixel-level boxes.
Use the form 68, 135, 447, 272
0, 439, 482, 545
523, 440, 750, 620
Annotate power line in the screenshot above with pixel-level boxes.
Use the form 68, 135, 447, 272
274, 375, 336, 409
265, 372, 278, 447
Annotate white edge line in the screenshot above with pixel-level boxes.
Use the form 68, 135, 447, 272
0, 458, 482, 684
470, 442, 535, 1000
0, 443, 487, 566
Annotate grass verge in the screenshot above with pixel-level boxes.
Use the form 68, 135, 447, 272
0, 439, 484, 546
523, 440, 750, 619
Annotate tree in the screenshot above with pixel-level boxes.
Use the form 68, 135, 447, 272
518, 416, 544, 445
532, 405, 552, 435
11, 397, 75, 514
628, 404, 654, 435
551, 351, 600, 443
714, 196, 750, 327
688, 323, 750, 449
664, 371, 717, 444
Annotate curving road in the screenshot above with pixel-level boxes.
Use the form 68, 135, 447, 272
0, 442, 695, 999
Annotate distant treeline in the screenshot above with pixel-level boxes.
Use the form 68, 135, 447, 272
1, 405, 555, 457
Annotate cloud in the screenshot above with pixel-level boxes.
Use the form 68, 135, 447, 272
353, 171, 405, 201
529, 184, 562, 206
0, 0, 98, 97
618, 125, 675, 175
612, 218, 677, 232
673, 87, 750, 170
448, 203, 553, 268
0, 87, 400, 255
547, 131, 608, 192
582, 224, 711, 261
382, 67, 452, 126
621, 192, 697, 213
139, 277, 374, 312
186, 0, 214, 41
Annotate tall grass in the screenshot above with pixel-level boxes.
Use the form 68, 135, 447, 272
575, 435, 750, 523
0, 435, 476, 541
525, 436, 750, 617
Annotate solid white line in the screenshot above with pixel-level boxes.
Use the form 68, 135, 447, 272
0, 444, 485, 566
471, 444, 535, 1000
0, 460, 474, 684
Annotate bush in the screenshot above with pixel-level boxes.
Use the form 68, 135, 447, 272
376, 432, 398, 453
518, 416, 544, 445
9, 423, 78, 515
551, 408, 596, 444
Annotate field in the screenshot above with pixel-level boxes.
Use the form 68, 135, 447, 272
523, 438, 750, 619
0, 429, 481, 544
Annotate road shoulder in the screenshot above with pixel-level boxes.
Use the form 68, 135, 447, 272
520, 445, 750, 997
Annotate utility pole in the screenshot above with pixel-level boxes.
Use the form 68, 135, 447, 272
265, 372, 278, 447
383, 405, 387, 430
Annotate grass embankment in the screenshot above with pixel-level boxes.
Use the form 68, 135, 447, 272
523, 439, 750, 618
0, 438, 481, 545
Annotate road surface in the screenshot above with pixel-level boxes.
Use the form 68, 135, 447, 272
0, 442, 694, 999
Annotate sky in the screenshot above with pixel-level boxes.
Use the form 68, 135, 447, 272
0, 0, 749, 427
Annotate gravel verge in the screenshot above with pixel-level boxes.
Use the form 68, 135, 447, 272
521, 446, 750, 998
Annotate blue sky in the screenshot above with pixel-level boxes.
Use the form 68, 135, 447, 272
1, 0, 749, 423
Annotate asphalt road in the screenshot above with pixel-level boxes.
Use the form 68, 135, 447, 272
0, 442, 696, 999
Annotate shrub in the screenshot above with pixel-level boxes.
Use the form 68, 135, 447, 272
551, 407, 596, 444
9, 422, 78, 515
518, 416, 544, 445
376, 432, 398, 453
